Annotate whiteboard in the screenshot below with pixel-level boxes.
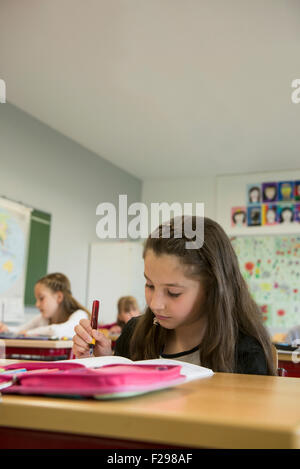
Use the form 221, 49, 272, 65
86, 241, 146, 324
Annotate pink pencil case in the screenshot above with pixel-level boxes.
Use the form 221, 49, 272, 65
0, 362, 184, 397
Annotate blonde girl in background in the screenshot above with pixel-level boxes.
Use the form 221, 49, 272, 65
107, 296, 141, 337
0, 273, 90, 338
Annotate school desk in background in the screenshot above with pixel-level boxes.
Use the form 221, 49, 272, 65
273, 342, 300, 378
0, 334, 73, 361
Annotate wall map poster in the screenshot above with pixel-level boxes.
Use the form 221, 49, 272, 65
0, 197, 31, 322
231, 235, 300, 329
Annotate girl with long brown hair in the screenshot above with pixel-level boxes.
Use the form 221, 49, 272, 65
73, 217, 276, 375
0, 273, 90, 338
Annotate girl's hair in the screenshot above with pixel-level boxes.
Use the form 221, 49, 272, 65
117, 296, 139, 327
129, 216, 276, 375
36, 273, 90, 323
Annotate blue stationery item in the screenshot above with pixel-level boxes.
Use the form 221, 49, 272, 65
273, 343, 299, 351
0, 368, 27, 375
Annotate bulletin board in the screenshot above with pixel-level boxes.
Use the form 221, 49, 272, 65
231, 235, 300, 329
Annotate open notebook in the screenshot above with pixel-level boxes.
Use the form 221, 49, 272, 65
0, 356, 213, 400
68, 355, 214, 382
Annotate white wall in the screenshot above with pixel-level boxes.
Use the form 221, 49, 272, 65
0, 104, 142, 321
142, 176, 216, 221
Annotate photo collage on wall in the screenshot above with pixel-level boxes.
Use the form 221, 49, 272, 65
231, 180, 300, 227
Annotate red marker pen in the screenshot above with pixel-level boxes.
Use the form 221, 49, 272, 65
89, 300, 99, 356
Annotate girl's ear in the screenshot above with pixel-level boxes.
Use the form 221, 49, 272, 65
56, 291, 64, 305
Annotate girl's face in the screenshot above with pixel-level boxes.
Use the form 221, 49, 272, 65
234, 213, 245, 226
250, 189, 259, 202
266, 209, 276, 223
282, 209, 293, 223
144, 250, 205, 330
265, 186, 276, 200
34, 283, 63, 319
119, 307, 140, 324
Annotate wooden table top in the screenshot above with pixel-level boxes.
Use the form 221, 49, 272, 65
1, 371, 300, 449
1, 338, 73, 348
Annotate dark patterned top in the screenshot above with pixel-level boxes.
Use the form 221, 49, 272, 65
114, 317, 270, 375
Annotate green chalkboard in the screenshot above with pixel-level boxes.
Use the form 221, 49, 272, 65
24, 209, 51, 305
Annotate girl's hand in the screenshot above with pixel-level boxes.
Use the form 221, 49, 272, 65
0, 322, 9, 333
73, 318, 113, 358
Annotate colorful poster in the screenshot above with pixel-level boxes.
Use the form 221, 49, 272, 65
294, 181, 300, 201
231, 207, 247, 227
278, 181, 294, 202
247, 205, 261, 226
294, 204, 300, 223
262, 182, 278, 203
230, 179, 300, 229
247, 184, 261, 205
278, 204, 294, 224
231, 235, 300, 328
0, 197, 31, 322
262, 204, 278, 225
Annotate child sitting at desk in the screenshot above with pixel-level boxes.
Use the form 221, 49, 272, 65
72, 216, 276, 376
105, 296, 141, 338
0, 273, 90, 338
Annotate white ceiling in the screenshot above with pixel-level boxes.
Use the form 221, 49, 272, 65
1, 0, 300, 181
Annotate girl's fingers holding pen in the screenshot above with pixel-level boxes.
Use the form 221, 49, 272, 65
72, 333, 90, 350
92, 329, 113, 357
79, 318, 92, 333
74, 322, 93, 344
72, 332, 91, 358
92, 328, 108, 343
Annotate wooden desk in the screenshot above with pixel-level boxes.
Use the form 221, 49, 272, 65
1, 339, 73, 361
0, 371, 300, 449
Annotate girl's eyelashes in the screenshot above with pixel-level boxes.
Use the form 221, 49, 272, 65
145, 284, 181, 298
167, 291, 181, 298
